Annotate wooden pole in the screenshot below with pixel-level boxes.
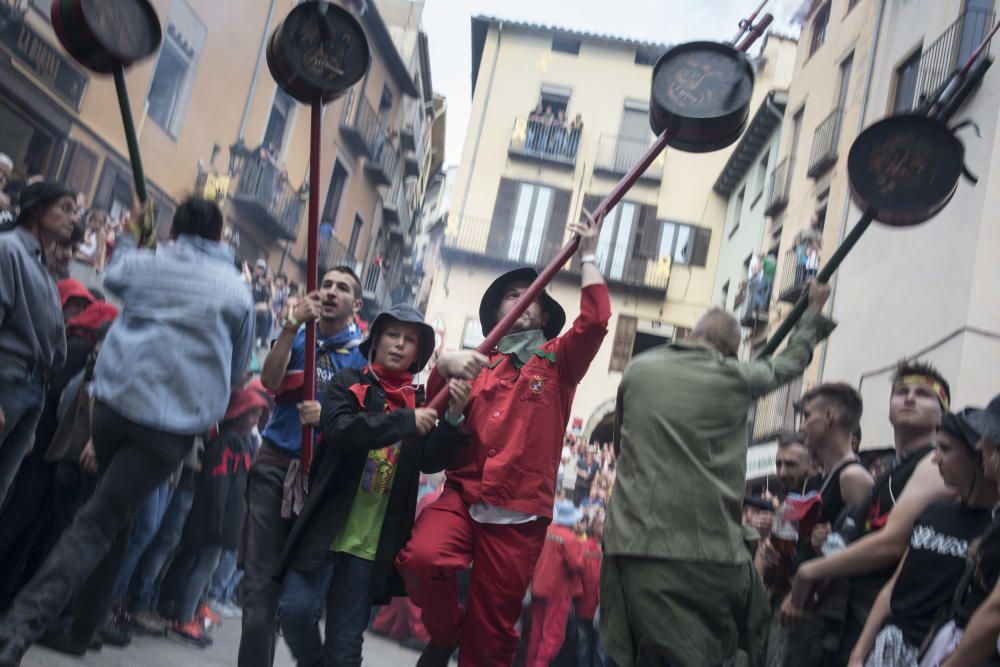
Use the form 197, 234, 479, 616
301, 102, 322, 471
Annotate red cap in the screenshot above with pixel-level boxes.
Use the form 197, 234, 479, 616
223, 386, 271, 422
67, 302, 119, 333
57, 279, 95, 308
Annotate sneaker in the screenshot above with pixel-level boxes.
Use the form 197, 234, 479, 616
197, 603, 222, 629
133, 610, 170, 636
99, 615, 132, 648
220, 601, 242, 619
171, 620, 213, 648
416, 642, 457, 667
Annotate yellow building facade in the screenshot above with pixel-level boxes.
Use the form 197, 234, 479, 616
422, 17, 794, 440
0, 0, 440, 317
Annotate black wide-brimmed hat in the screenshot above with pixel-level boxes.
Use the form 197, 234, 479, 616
358, 303, 436, 373
479, 267, 566, 341
967, 394, 1000, 445
15, 181, 74, 227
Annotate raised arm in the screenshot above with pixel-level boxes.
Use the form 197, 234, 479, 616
742, 282, 836, 398
557, 209, 611, 385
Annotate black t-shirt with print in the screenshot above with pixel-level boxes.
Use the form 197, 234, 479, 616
953, 509, 1000, 630
886, 501, 992, 645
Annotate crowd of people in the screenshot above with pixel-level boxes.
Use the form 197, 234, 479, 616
0, 159, 997, 667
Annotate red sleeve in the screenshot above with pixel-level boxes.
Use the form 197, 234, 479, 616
556, 283, 611, 385
427, 365, 446, 402
563, 535, 585, 573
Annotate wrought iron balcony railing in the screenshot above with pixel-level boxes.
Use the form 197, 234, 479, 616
594, 133, 663, 182
807, 107, 843, 178
508, 116, 581, 166
764, 157, 792, 216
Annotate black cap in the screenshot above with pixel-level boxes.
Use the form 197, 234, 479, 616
479, 267, 566, 341
940, 409, 983, 452
15, 181, 74, 227
358, 303, 436, 373
966, 394, 1000, 446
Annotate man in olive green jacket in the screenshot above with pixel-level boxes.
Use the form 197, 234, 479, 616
601, 282, 835, 667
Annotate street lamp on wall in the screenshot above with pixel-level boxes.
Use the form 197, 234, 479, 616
228, 140, 249, 176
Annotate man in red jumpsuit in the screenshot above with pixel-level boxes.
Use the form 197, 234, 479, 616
396, 212, 609, 667
526, 500, 585, 667
576, 512, 607, 666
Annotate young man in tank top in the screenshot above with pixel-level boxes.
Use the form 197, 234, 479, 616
782, 362, 957, 663
761, 383, 874, 666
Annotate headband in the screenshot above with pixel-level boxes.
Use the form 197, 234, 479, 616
894, 374, 950, 412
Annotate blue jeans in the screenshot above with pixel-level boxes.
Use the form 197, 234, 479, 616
277, 552, 374, 667
577, 617, 609, 667
208, 549, 240, 603
130, 472, 195, 612
0, 355, 47, 507
176, 546, 223, 623
111, 481, 173, 602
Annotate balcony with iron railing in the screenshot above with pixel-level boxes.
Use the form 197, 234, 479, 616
737, 279, 771, 329
441, 215, 669, 293
381, 177, 409, 231
317, 234, 358, 275
748, 376, 803, 444
229, 143, 305, 241
365, 138, 399, 187
807, 107, 843, 178
764, 157, 792, 217
914, 8, 994, 110
508, 117, 581, 167
594, 134, 664, 183
339, 89, 381, 159
776, 242, 820, 304
362, 262, 390, 312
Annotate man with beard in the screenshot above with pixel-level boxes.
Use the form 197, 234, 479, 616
238, 266, 366, 667
775, 432, 812, 497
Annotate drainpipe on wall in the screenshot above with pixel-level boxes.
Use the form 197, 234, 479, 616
238, 0, 277, 143
816, 0, 887, 384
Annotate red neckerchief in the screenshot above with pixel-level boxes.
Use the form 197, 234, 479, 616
363, 362, 416, 412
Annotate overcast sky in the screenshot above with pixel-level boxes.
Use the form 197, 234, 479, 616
422, 0, 804, 166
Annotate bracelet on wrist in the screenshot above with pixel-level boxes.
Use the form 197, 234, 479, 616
444, 411, 465, 426
580, 253, 599, 266
284, 313, 299, 331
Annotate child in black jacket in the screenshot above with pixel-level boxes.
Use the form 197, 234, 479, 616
275, 304, 475, 666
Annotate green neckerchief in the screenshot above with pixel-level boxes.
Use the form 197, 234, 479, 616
495, 329, 552, 368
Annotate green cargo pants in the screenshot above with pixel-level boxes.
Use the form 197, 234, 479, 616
600, 555, 770, 667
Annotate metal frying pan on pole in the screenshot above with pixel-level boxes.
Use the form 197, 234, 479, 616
267, 0, 370, 472
758, 21, 997, 356
51, 0, 162, 207
426, 2, 775, 412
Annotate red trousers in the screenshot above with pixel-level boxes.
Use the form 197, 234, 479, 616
396, 487, 548, 667
525, 596, 572, 667
371, 597, 429, 643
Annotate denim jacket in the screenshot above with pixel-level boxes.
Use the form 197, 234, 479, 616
92, 234, 255, 435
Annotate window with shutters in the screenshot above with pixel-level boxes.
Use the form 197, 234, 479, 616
595, 201, 639, 281
892, 48, 922, 114
488, 179, 571, 266
809, 2, 831, 56
657, 222, 711, 267
58, 142, 98, 198
609, 315, 638, 372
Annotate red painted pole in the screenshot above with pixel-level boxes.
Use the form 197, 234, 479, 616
301, 102, 322, 471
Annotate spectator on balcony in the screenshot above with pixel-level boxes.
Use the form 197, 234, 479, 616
805, 242, 819, 283
527, 102, 544, 152
760, 251, 776, 308
794, 239, 809, 286
549, 109, 568, 156
602, 281, 835, 667
797, 214, 824, 249
569, 114, 583, 156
